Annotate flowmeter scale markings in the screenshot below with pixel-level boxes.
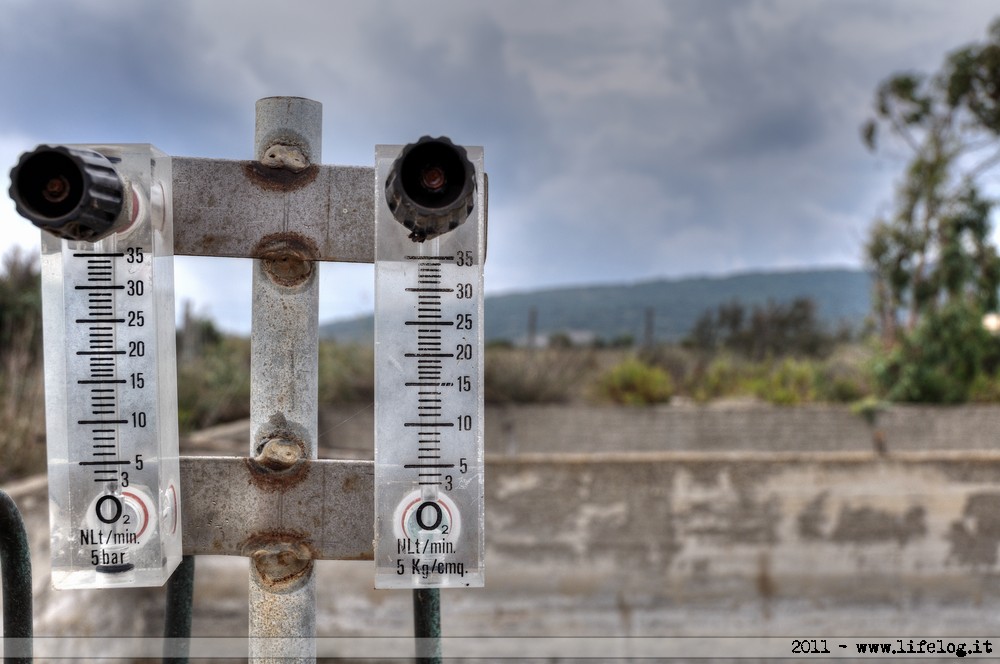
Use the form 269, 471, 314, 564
72, 250, 142, 572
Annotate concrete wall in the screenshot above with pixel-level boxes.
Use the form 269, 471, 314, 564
487, 452, 1000, 606
11, 403, 1000, 654
316, 402, 1000, 456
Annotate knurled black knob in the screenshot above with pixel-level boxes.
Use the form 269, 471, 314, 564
9, 145, 125, 241
385, 136, 476, 242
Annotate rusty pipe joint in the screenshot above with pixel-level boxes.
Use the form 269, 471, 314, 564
245, 433, 311, 490
245, 439, 313, 591
245, 536, 314, 593
254, 437, 305, 471
252, 233, 318, 288
260, 144, 309, 173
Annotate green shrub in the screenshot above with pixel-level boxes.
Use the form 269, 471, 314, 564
753, 358, 816, 405
815, 357, 874, 403
875, 302, 1000, 403
176, 336, 251, 433
851, 396, 889, 425
639, 344, 697, 389
660, 342, 879, 405
688, 355, 746, 402
594, 357, 673, 405
969, 371, 1000, 402
318, 341, 374, 403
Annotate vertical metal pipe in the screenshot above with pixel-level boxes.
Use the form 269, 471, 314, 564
163, 555, 195, 663
413, 589, 441, 664
249, 96, 321, 664
254, 97, 323, 167
0, 490, 32, 664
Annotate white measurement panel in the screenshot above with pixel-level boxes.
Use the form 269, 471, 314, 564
373, 145, 485, 589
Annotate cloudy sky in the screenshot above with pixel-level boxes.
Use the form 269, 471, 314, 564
1, 0, 998, 333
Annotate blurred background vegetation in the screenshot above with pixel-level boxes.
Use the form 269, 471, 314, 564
0, 247, 992, 483
0, 247, 45, 481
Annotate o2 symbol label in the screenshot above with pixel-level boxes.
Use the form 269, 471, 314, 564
393, 490, 462, 542
86, 488, 155, 545
95, 495, 122, 524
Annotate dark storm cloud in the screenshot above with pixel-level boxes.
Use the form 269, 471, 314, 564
334, 10, 557, 188
708, 105, 826, 158
1, 0, 998, 329
481, 0, 1000, 290
0, 0, 250, 156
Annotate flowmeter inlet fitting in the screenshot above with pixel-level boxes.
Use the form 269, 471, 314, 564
9, 145, 125, 241
384, 135, 476, 242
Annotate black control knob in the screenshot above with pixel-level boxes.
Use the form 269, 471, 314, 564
9, 145, 125, 241
385, 136, 476, 242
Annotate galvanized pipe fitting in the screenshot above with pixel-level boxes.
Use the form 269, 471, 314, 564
254, 97, 322, 167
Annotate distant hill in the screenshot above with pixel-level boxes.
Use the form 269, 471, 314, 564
319, 268, 872, 345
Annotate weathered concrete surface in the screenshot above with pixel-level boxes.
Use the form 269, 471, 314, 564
11, 442, 1000, 655
316, 402, 1000, 456
487, 451, 1000, 605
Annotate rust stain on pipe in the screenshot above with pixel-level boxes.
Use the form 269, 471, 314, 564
244, 418, 312, 490
252, 232, 319, 287
243, 160, 319, 192
244, 530, 317, 591
243, 456, 311, 492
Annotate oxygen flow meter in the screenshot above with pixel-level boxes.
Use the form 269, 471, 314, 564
373, 137, 486, 588
10, 144, 181, 588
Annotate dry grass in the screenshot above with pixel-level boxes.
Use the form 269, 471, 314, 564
0, 358, 46, 481
319, 341, 374, 404
0, 248, 46, 481
485, 347, 600, 404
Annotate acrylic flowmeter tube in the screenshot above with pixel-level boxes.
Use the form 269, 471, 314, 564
40, 145, 181, 588
373, 145, 486, 588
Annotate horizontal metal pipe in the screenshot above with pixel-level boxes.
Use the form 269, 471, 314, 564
172, 158, 374, 263
179, 456, 374, 560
